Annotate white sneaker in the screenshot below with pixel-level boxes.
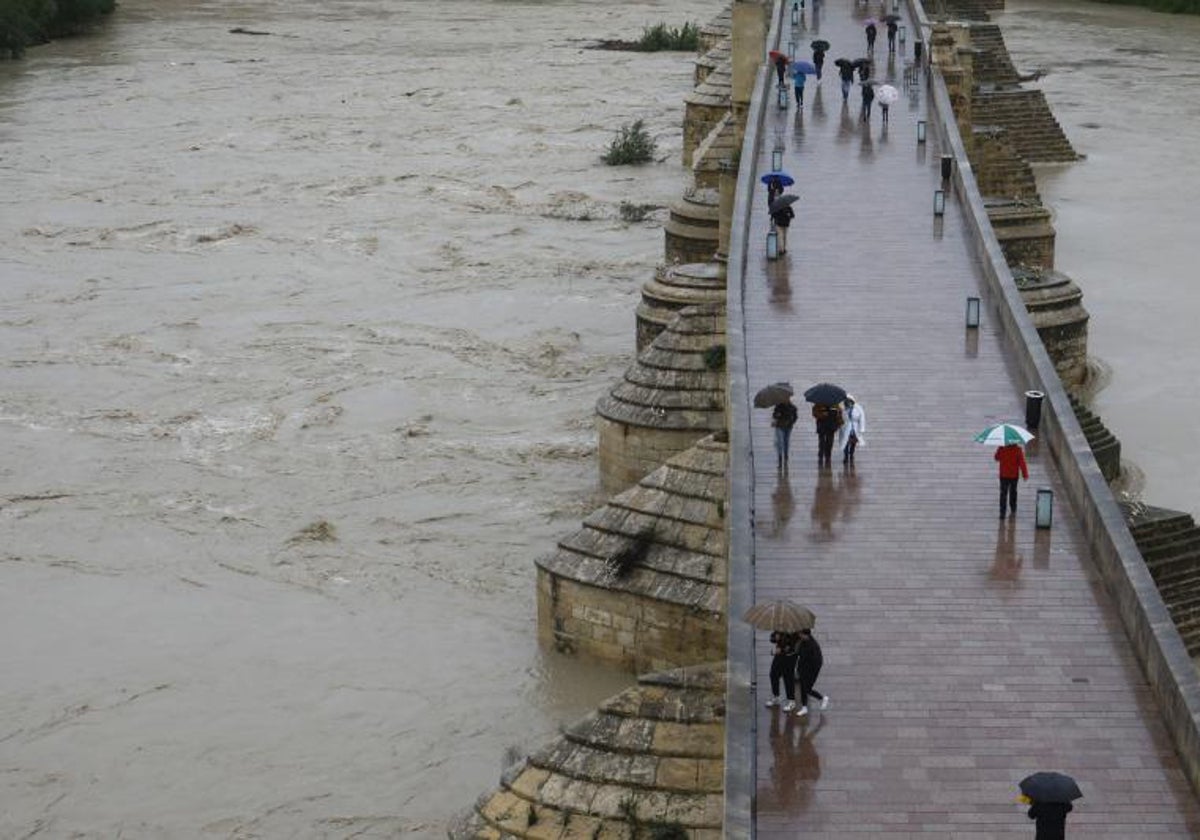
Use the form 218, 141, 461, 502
819, 696, 830, 711
764, 696, 780, 708
795, 706, 809, 718
782, 700, 796, 712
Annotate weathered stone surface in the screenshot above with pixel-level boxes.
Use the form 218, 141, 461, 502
663, 188, 720, 265
456, 664, 725, 838
637, 262, 727, 352
597, 306, 726, 493
1012, 267, 1089, 388
985, 196, 1055, 268
683, 63, 731, 167
694, 36, 730, 88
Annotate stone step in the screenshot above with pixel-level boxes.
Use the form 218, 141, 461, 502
1130, 516, 1199, 546
1142, 532, 1200, 562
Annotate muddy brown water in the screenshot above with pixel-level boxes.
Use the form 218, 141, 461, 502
3, 0, 1199, 836
0, 0, 700, 835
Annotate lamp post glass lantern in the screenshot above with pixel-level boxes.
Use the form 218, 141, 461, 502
767, 228, 779, 260
772, 148, 784, 171
965, 296, 980, 328
777, 84, 789, 109
792, 3, 800, 24
788, 40, 797, 59
933, 189, 945, 216
1036, 488, 1054, 529
900, 24, 907, 42
917, 120, 927, 143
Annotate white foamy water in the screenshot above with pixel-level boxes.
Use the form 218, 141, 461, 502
0, 0, 707, 835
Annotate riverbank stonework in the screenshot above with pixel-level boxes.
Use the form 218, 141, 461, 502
636, 262, 727, 352
537, 435, 727, 673
596, 304, 727, 493
451, 664, 725, 840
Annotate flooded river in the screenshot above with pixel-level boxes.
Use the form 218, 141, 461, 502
998, 0, 1200, 514
4, 0, 1200, 836
0, 0, 699, 835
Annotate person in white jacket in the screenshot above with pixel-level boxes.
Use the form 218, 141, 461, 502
839, 395, 866, 464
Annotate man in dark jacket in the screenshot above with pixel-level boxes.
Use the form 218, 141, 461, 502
794, 628, 828, 718
770, 202, 795, 255
772, 396, 799, 471
813, 403, 842, 466
1027, 800, 1072, 840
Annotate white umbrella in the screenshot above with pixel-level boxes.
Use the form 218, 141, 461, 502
876, 84, 899, 106
974, 423, 1034, 446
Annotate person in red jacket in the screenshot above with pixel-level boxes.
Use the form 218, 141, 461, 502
995, 443, 1029, 520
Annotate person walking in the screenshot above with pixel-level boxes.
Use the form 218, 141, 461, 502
765, 175, 784, 211
865, 22, 877, 53
794, 628, 829, 718
1027, 800, 1072, 840
774, 54, 789, 90
839, 395, 866, 464
764, 630, 801, 711
860, 81, 875, 122
770, 199, 795, 255
812, 45, 827, 80
772, 394, 799, 471
886, 19, 898, 53
791, 62, 807, 107
838, 61, 855, 101
813, 403, 842, 466
995, 442, 1029, 520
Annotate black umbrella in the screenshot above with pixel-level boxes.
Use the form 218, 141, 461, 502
851, 57, 869, 68
803, 382, 847, 405
834, 57, 852, 69
811, 39, 830, 51
768, 194, 800, 214
1019, 772, 1083, 804
884, 13, 901, 23
754, 382, 794, 408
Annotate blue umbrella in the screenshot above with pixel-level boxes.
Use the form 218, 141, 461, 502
760, 172, 795, 186
791, 60, 817, 75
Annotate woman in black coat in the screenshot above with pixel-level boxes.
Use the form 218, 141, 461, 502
794, 628, 828, 717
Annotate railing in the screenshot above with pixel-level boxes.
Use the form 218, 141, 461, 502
723, 2, 784, 836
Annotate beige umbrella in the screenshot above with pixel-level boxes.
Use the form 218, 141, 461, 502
742, 599, 816, 632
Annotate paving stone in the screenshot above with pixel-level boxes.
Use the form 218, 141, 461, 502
742, 5, 1200, 838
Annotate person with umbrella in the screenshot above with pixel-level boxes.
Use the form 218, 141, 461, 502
760, 171, 793, 211
804, 383, 847, 466
976, 423, 1033, 519
770, 50, 790, 90
855, 57, 872, 82
876, 83, 899, 124
860, 80, 876, 123
835, 58, 855, 101
770, 193, 796, 254
772, 390, 799, 470
1018, 771, 1081, 839
790, 60, 816, 107
794, 627, 829, 718
864, 19, 878, 53
885, 15, 900, 53
811, 39, 830, 79
742, 599, 815, 713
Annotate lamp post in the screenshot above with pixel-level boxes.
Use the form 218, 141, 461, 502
965, 296, 981, 328
900, 24, 907, 43
787, 40, 797, 60
933, 189, 945, 216
940, 154, 953, 180
772, 146, 784, 171
767, 227, 780, 260
792, 2, 800, 25
1036, 488, 1054, 529
916, 120, 927, 143
777, 84, 789, 110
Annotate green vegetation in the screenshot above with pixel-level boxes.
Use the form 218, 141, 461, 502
703, 344, 726, 372
602, 119, 657, 165
635, 21, 700, 51
1090, 0, 1199, 11
1, 0, 115, 58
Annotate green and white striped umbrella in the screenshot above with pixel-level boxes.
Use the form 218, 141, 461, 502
974, 423, 1034, 446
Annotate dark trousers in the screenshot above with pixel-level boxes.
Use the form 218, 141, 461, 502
1000, 477, 1019, 516
799, 668, 824, 707
818, 431, 835, 462
769, 653, 798, 699
842, 434, 858, 462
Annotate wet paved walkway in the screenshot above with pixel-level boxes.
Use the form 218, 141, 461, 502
745, 3, 1200, 838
